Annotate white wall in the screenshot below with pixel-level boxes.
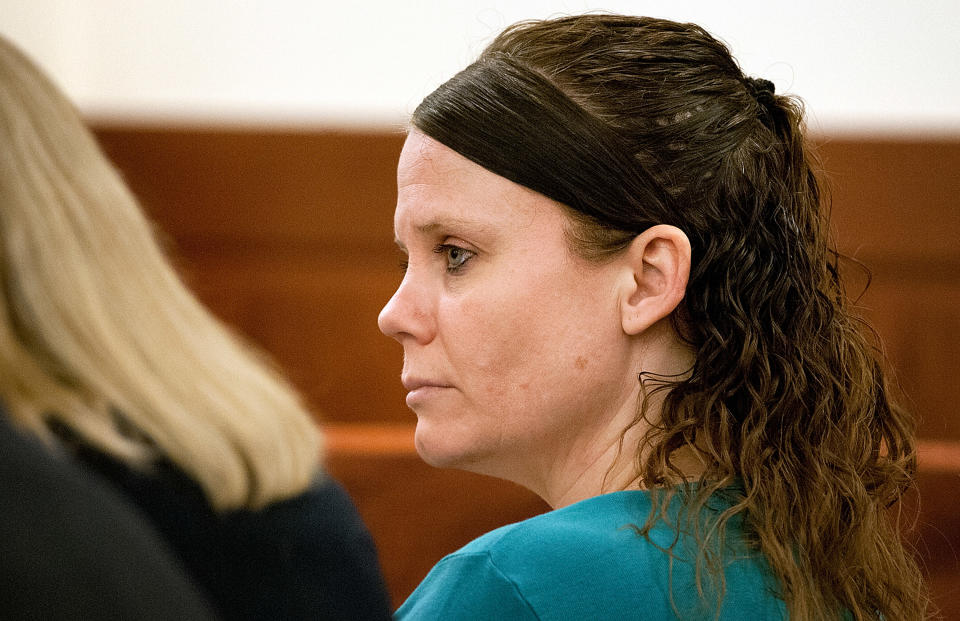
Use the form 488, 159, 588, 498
2, 0, 958, 135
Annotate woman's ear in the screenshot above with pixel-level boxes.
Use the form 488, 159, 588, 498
619, 224, 691, 335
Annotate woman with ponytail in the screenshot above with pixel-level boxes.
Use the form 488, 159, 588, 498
379, 14, 929, 620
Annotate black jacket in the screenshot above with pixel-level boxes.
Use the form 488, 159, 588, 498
0, 416, 216, 620
72, 444, 392, 620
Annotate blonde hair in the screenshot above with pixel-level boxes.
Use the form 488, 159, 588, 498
0, 35, 322, 511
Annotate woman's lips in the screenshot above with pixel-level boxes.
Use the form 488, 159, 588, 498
402, 377, 453, 407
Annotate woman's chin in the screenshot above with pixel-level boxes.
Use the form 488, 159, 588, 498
413, 423, 486, 471
413, 426, 462, 468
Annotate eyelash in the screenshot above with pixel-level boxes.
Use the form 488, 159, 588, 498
396, 244, 476, 274
434, 243, 475, 273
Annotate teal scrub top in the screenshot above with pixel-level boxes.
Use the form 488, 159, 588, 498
396, 489, 787, 620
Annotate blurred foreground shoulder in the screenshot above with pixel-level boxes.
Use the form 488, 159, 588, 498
0, 416, 216, 620
74, 446, 393, 621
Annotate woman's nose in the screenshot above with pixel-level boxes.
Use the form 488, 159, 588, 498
378, 276, 434, 344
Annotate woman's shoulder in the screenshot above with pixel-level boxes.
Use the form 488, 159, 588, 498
399, 489, 786, 620
399, 491, 668, 620
458, 489, 658, 563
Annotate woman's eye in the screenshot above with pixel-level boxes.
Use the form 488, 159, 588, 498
434, 244, 475, 273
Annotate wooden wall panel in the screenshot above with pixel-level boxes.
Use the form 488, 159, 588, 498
96, 127, 408, 422
178, 255, 406, 422
852, 275, 960, 439
96, 129, 405, 249
92, 125, 960, 613
825, 140, 960, 266
821, 138, 960, 442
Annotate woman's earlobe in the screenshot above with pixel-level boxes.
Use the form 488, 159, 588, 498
619, 225, 691, 335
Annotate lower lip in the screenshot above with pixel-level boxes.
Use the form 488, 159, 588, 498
406, 385, 451, 407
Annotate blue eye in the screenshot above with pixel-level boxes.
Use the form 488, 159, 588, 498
434, 244, 475, 273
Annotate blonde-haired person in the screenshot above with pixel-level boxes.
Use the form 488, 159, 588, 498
0, 35, 391, 620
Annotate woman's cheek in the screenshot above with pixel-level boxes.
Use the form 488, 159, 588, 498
448, 296, 523, 369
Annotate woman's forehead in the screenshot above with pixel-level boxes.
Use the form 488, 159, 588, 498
395, 132, 554, 234
397, 131, 481, 190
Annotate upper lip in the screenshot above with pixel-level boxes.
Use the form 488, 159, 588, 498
401, 376, 451, 391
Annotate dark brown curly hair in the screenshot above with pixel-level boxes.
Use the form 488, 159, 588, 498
412, 14, 929, 620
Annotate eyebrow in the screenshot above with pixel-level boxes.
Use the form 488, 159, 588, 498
417, 217, 480, 234
393, 216, 492, 250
